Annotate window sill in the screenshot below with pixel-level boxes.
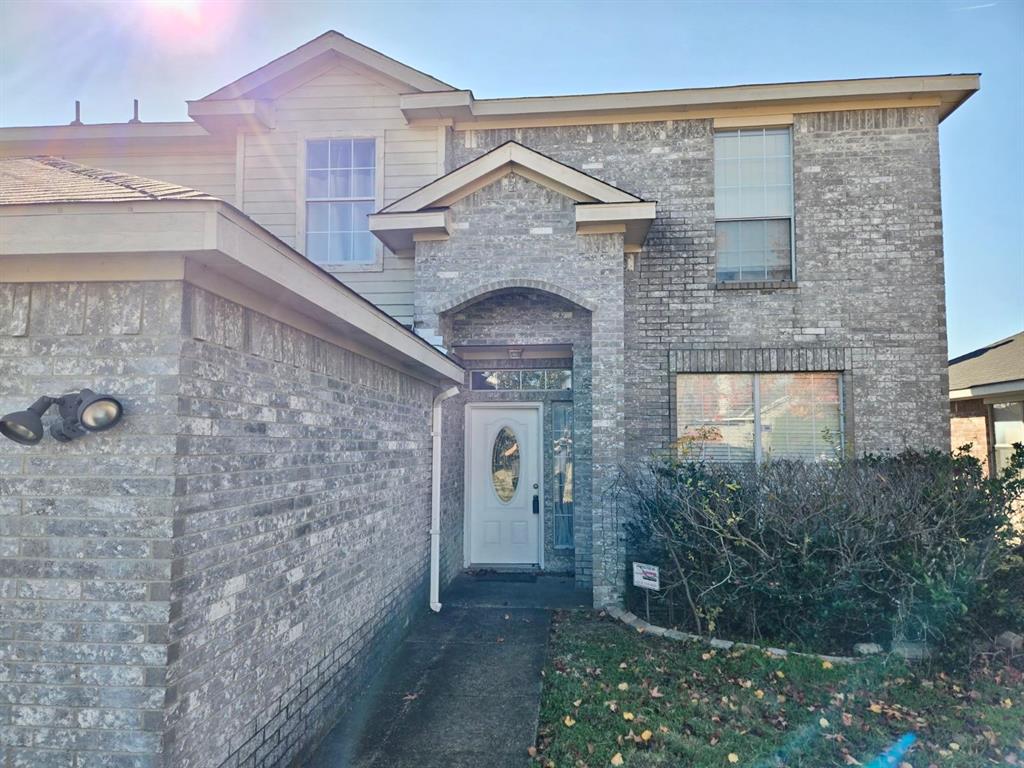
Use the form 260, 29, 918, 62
319, 260, 384, 274
715, 280, 797, 291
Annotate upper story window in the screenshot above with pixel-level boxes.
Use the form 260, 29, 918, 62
305, 138, 376, 265
714, 127, 794, 283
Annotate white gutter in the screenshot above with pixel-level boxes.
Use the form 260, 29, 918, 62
430, 385, 460, 612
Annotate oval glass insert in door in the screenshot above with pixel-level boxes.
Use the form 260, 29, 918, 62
491, 426, 520, 503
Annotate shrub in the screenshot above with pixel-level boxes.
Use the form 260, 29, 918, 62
619, 445, 1024, 662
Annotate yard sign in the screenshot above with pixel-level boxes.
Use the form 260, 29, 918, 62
632, 562, 660, 590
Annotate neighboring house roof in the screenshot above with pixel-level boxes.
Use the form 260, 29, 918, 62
949, 331, 1024, 398
369, 140, 656, 253
0, 157, 463, 385
0, 156, 217, 205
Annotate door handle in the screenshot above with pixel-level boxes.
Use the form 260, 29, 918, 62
532, 494, 539, 515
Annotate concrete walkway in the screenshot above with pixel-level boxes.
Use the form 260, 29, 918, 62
307, 574, 590, 768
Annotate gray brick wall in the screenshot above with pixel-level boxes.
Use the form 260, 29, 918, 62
1, 280, 441, 768
446, 108, 950, 601
450, 109, 950, 457
0, 281, 182, 768
413, 172, 625, 604
167, 285, 436, 768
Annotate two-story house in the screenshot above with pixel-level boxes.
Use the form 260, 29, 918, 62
0, 32, 978, 604
0, 30, 979, 767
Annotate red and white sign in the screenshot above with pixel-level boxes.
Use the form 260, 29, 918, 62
632, 562, 660, 591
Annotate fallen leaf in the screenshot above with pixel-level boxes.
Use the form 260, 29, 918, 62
563, 715, 576, 727
819, 718, 830, 728
948, 742, 959, 751
754, 690, 765, 699
610, 753, 624, 766
822, 660, 834, 670
402, 692, 418, 701
728, 754, 740, 764
842, 754, 862, 765
641, 729, 653, 742
623, 711, 635, 721
527, 746, 537, 757
619, 662, 628, 669
841, 712, 853, 727
1002, 698, 1013, 709
618, 682, 629, 691
573, 699, 582, 707
650, 686, 664, 698
869, 703, 883, 714
775, 670, 785, 679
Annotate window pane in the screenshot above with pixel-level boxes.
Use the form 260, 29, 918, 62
676, 373, 755, 462
714, 127, 792, 219
307, 140, 329, 169
330, 139, 352, 169
352, 200, 375, 231
522, 370, 545, 389
306, 170, 328, 199
546, 370, 572, 391
471, 371, 497, 390
492, 427, 520, 503
329, 202, 352, 232
759, 373, 842, 461
352, 139, 375, 168
552, 403, 574, 548
716, 220, 791, 282
352, 168, 374, 198
329, 169, 352, 198
306, 202, 329, 233
993, 401, 1024, 473
306, 233, 329, 264
330, 233, 353, 263
352, 232, 375, 262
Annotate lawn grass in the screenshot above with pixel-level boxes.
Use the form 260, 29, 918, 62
534, 610, 1024, 768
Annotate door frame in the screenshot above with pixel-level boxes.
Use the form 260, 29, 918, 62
463, 401, 545, 570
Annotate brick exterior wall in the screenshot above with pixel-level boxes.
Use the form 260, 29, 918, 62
0, 280, 441, 768
445, 107, 951, 602
413, 173, 625, 604
950, 398, 990, 474
0, 281, 182, 768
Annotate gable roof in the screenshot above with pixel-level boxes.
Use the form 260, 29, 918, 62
382, 141, 642, 213
369, 141, 655, 253
949, 331, 1024, 392
0, 156, 217, 205
198, 30, 455, 102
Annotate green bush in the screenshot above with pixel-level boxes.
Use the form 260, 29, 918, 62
619, 445, 1024, 663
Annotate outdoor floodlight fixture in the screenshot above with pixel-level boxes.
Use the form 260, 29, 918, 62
0, 389, 124, 445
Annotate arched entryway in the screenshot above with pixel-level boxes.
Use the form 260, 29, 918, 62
437, 286, 593, 589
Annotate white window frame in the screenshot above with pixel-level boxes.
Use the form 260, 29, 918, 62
676, 372, 844, 463
296, 130, 386, 273
713, 126, 797, 284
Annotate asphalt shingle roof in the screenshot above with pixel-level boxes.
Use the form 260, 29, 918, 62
0, 156, 218, 205
949, 331, 1024, 390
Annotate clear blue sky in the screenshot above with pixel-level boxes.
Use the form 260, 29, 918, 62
1, 0, 1021, 358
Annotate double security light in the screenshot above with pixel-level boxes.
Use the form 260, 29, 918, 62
0, 390, 124, 445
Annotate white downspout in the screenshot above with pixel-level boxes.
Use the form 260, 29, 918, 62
430, 385, 460, 612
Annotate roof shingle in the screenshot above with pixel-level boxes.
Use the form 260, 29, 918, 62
949, 331, 1024, 391
0, 156, 218, 205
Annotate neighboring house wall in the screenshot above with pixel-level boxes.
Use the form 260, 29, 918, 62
448, 106, 950, 458
415, 172, 624, 603
950, 398, 990, 474
0, 280, 182, 768
0, 279, 438, 768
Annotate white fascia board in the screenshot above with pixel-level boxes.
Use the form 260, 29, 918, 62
0, 122, 209, 142
576, 201, 657, 250
950, 380, 1024, 401
404, 74, 979, 124
367, 210, 450, 252
186, 99, 275, 132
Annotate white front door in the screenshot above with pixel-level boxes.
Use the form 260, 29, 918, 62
467, 404, 542, 566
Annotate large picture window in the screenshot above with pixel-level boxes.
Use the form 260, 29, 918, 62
305, 138, 376, 265
676, 372, 842, 462
714, 127, 794, 283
